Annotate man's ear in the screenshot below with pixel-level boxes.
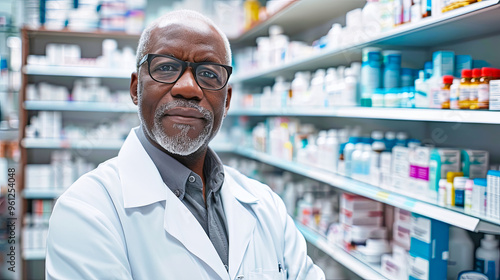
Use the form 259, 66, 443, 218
224, 84, 232, 118
130, 72, 139, 105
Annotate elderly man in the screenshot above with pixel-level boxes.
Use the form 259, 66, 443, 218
46, 10, 325, 280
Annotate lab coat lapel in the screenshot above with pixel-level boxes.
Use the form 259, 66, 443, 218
163, 188, 229, 280
221, 173, 258, 279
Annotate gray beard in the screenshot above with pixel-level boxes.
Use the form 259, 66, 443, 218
139, 97, 214, 156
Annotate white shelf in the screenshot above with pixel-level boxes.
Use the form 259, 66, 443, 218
22, 138, 124, 150
23, 249, 46, 260
294, 222, 388, 280
229, 0, 366, 45
209, 142, 236, 153
227, 107, 500, 124
24, 101, 137, 113
230, 0, 500, 84
23, 189, 64, 199
23, 65, 133, 79
232, 147, 500, 234
0, 129, 18, 141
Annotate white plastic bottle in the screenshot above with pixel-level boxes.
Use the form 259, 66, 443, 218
291, 72, 309, 107
414, 70, 429, 108
448, 227, 474, 280
309, 69, 326, 107
326, 23, 343, 49
326, 129, 339, 173
316, 130, 328, 169
351, 143, 365, 180
343, 67, 358, 106
475, 234, 500, 280
361, 143, 373, 183
362, 0, 381, 38
325, 68, 338, 107
272, 76, 290, 108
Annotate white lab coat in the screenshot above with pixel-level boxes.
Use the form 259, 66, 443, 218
46, 128, 325, 280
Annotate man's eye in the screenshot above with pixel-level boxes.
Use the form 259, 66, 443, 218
157, 64, 177, 72
199, 70, 217, 79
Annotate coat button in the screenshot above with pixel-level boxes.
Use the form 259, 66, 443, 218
188, 175, 195, 183
174, 190, 181, 197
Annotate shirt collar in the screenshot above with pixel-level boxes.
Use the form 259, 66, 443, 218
135, 126, 191, 199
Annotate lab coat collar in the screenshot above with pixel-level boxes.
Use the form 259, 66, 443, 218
164, 184, 230, 280
225, 175, 259, 204
221, 171, 257, 279
118, 128, 167, 208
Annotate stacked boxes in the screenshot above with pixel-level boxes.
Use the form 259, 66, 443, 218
340, 193, 385, 249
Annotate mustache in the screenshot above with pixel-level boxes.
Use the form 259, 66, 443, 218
155, 100, 213, 121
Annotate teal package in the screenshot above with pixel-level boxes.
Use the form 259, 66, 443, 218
455, 55, 472, 78
409, 213, 449, 280
432, 51, 455, 78
429, 148, 461, 193
462, 150, 489, 179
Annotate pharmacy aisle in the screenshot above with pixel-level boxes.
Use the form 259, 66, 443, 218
221, 0, 500, 279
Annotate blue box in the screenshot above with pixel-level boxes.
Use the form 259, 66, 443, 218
455, 55, 472, 78
432, 51, 455, 78
409, 213, 449, 280
473, 60, 490, 69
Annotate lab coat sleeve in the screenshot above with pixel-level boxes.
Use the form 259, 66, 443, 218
274, 194, 326, 280
46, 193, 132, 280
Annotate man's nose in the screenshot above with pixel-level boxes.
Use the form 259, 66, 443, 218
171, 69, 203, 100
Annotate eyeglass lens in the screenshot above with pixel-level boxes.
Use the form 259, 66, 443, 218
149, 56, 229, 90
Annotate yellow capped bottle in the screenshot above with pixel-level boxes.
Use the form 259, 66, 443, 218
441, 75, 454, 109
459, 69, 472, 109
469, 68, 481, 109
244, 0, 260, 30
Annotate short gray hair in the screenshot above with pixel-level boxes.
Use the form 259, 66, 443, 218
135, 10, 232, 73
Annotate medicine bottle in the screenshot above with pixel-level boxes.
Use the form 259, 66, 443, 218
459, 69, 472, 109
441, 75, 453, 109
243, 0, 260, 30
475, 234, 500, 280
450, 78, 460, 109
476, 67, 494, 110
468, 68, 482, 109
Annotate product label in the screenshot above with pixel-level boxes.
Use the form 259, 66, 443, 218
469, 87, 479, 101
430, 86, 442, 108
459, 86, 472, 101
475, 258, 498, 280
478, 84, 490, 102
411, 216, 431, 243
410, 165, 430, 181
490, 80, 500, 110
440, 89, 450, 103
455, 189, 464, 207
470, 165, 487, 179
410, 256, 429, 280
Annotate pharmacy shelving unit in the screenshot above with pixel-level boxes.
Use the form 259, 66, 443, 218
19, 27, 140, 278
294, 222, 387, 279
227, 0, 500, 278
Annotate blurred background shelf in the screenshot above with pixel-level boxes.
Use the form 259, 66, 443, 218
228, 107, 500, 124
24, 101, 137, 113
294, 222, 388, 280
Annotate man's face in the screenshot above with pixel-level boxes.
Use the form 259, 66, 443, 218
132, 21, 231, 156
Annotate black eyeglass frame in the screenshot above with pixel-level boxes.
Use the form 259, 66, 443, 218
138, 53, 233, 91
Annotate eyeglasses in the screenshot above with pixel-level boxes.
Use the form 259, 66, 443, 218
138, 54, 232, 91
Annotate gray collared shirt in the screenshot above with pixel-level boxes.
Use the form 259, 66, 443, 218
135, 127, 229, 269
